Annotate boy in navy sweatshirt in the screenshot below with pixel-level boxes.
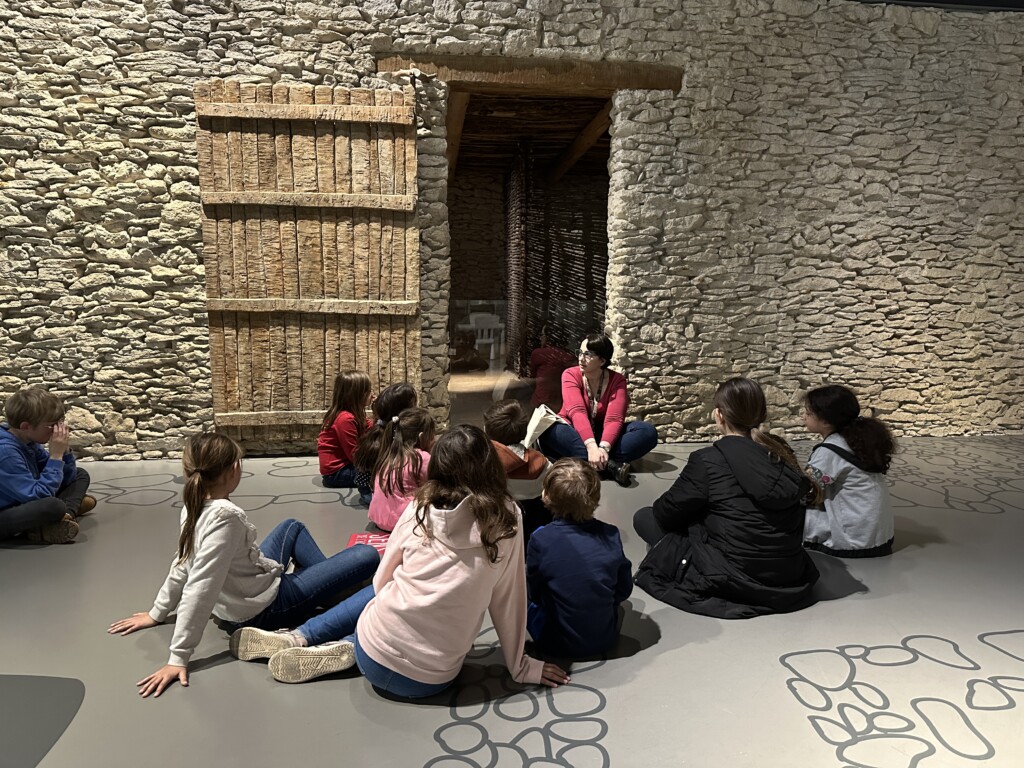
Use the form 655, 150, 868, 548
526, 459, 632, 658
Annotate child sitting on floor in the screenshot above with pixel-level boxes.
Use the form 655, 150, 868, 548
109, 432, 379, 698
353, 382, 418, 494
230, 425, 570, 696
527, 459, 633, 658
802, 384, 897, 558
0, 386, 96, 544
367, 408, 435, 532
318, 370, 374, 505
484, 399, 552, 545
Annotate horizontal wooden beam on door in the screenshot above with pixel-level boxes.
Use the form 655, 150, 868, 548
214, 410, 326, 427
196, 102, 415, 124
377, 54, 682, 97
207, 298, 419, 315
200, 192, 416, 211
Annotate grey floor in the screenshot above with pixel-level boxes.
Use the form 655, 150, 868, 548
2, 436, 1023, 768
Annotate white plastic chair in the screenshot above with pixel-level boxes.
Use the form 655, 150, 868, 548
470, 313, 506, 361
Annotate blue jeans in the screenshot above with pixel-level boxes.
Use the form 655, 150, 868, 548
322, 465, 371, 500
295, 584, 376, 646
239, 520, 379, 632
354, 632, 454, 699
539, 420, 658, 464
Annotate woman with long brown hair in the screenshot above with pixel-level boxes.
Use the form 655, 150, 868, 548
633, 378, 819, 618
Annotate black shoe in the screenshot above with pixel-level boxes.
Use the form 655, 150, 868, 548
604, 460, 632, 487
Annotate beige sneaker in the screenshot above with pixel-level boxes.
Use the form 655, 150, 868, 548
229, 627, 302, 661
25, 517, 80, 544
268, 640, 356, 684
78, 495, 97, 516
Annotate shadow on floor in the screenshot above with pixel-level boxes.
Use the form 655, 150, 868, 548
0, 675, 85, 768
808, 551, 869, 602
893, 515, 946, 553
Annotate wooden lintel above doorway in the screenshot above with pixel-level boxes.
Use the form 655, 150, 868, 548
376, 54, 682, 97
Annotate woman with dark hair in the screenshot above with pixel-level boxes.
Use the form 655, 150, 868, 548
802, 384, 897, 558
538, 332, 658, 487
633, 378, 819, 619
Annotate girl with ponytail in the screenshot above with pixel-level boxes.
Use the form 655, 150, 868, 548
802, 384, 897, 558
109, 432, 379, 698
353, 381, 418, 492
633, 377, 819, 618
367, 407, 435, 532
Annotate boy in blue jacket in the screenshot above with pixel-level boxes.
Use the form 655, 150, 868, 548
526, 459, 632, 658
0, 386, 95, 544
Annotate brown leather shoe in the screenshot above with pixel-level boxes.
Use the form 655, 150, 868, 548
25, 517, 80, 544
78, 495, 97, 516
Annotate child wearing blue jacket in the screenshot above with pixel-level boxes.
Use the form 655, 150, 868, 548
527, 459, 632, 658
0, 386, 95, 544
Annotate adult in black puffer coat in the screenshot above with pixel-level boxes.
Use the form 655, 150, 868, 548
634, 378, 819, 619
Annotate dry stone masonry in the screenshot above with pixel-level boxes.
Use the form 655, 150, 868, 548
1, 0, 1021, 456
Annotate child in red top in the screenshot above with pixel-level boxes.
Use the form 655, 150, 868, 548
317, 370, 373, 503
484, 399, 552, 545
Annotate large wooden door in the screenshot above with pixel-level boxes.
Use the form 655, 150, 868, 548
194, 79, 419, 446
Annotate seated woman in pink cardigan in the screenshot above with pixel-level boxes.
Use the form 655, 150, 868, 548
538, 332, 658, 486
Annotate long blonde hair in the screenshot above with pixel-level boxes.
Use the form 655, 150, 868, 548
179, 432, 243, 563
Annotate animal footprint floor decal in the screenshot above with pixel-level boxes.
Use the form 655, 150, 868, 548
781, 630, 1024, 768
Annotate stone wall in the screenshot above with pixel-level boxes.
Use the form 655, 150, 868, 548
448, 167, 506, 303
1, 0, 1022, 456
607, 0, 1024, 440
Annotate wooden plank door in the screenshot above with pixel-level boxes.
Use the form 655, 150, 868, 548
193, 79, 420, 447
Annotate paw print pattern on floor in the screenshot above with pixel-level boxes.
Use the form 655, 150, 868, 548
781, 630, 1024, 768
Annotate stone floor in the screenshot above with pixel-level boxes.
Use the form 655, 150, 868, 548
1, 435, 1023, 768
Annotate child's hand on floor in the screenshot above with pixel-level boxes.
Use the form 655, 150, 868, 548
539, 662, 570, 688
108, 612, 159, 636
137, 665, 188, 698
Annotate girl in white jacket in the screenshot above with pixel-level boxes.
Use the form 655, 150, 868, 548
802, 385, 897, 558
108, 433, 379, 698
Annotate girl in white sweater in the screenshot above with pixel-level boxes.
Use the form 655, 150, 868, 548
108, 433, 379, 698
234, 425, 570, 697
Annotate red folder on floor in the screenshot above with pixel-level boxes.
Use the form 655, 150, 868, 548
347, 532, 390, 555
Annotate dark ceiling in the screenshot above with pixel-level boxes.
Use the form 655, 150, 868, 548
454, 94, 611, 178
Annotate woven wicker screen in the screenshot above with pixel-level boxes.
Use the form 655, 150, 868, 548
193, 79, 419, 444
517, 164, 608, 374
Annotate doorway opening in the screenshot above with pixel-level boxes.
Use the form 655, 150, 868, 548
376, 55, 682, 426
447, 92, 612, 425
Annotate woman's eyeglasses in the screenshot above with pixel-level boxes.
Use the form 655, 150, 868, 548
577, 349, 596, 360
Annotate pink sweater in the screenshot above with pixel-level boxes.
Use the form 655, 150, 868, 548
558, 367, 629, 447
356, 498, 545, 686
368, 449, 430, 532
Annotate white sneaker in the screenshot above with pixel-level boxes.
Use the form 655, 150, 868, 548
230, 627, 302, 661
268, 640, 356, 684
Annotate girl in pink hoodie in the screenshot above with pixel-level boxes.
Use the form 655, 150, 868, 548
231, 425, 570, 697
